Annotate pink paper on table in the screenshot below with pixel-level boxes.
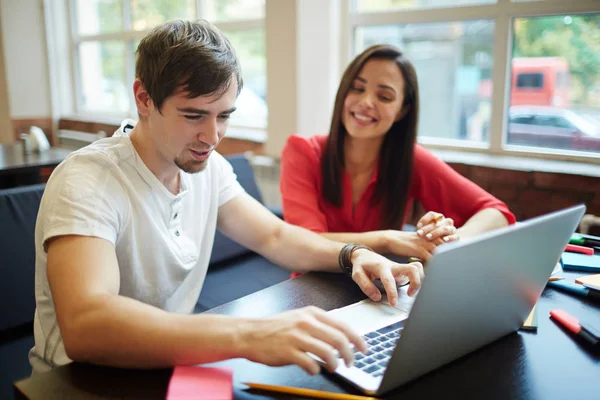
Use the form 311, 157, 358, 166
166, 365, 233, 400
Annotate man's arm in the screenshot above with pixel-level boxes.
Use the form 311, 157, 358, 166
320, 231, 439, 262
47, 235, 249, 368
48, 235, 372, 373
217, 193, 424, 301
217, 194, 341, 273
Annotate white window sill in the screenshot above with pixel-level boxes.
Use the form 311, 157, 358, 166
430, 148, 600, 178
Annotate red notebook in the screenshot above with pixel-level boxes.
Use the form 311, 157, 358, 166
166, 366, 233, 400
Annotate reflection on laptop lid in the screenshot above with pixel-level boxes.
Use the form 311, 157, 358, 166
327, 204, 585, 395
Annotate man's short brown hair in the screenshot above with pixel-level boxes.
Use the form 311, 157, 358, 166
135, 19, 243, 112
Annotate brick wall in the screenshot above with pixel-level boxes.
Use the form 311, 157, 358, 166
448, 163, 600, 222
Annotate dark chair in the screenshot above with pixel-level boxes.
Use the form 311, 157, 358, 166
195, 154, 289, 312
0, 184, 44, 399
0, 184, 45, 332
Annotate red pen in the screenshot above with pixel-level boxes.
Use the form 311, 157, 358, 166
564, 244, 594, 255
550, 309, 600, 346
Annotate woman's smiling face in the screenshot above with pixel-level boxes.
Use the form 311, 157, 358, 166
342, 58, 406, 140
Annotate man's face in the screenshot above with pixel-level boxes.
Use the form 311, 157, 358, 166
145, 82, 238, 174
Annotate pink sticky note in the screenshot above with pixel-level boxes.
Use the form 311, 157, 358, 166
166, 365, 233, 400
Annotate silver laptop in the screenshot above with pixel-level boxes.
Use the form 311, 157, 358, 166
327, 204, 585, 395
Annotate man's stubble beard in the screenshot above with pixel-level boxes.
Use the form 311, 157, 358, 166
174, 155, 208, 174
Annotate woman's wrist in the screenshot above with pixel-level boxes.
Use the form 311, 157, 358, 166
378, 230, 394, 254
379, 229, 412, 255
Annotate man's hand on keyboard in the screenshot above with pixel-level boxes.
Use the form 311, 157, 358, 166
236, 306, 367, 375
350, 249, 424, 306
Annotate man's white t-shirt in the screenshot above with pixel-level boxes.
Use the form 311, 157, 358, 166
29, 120, 244, 374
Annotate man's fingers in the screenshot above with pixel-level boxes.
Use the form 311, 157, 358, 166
378, 268, 399, 307
290, 349, 322, 375
391, 262, 423, 296
296, 317, 355, 367
312, 311, 367, 354
296, 336, 340, 372
352, 269, 382, 303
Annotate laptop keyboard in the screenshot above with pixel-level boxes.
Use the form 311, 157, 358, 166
353, 321, 404, 377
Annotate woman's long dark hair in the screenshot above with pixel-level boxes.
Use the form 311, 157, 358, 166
321, 44, 420, 230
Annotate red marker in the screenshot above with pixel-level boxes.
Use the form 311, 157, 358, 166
550, 309, 600, 346
564, 244, 594, 255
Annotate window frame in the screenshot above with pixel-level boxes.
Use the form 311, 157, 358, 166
66, 0, 266, 132
343, 0, 600, 164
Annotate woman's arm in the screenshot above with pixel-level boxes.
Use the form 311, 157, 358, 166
415, 207, 510, 244
456, 207, 509, 239
321, 231, 388, 253
321, 230, 440, 261
411, 145, 516, 230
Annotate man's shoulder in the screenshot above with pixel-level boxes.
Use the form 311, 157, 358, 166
72, 134, 134, 164
46, 138, 134, 200
57, 135, 132, 174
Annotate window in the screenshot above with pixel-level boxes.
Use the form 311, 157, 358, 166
510, 115, 534, 125
70, 0, 266, 130
509, 14, 600, 154
516, 73, 543, 89
348, 0, 600, 161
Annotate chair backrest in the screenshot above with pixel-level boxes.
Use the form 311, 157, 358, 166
209, 154, 264, 265
0, 184, 45, 331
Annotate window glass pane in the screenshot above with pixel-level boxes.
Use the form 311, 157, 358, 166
76, 0, 122, 36
203, 0, 264, 22
130, 0, 195, 31
516, 73, 543, 89
508, 14, 600, 153
353, 0, 495, 12
356, 21, 495, 142
223, 29, 267, 129
78, 41, 129, 113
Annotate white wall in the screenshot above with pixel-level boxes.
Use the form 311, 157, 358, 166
296, 0, 340, 137
0, 0, 51, 118
0, 0, 13, 143
264, 0, 298, 156
265, 0, 341, 156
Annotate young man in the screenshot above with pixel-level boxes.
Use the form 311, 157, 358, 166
29, 20, 423, 376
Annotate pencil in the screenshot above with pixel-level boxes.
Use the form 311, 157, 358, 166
243, 382, 381, 400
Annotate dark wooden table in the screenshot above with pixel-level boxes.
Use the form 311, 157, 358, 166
0, 143, 72, 187
14, 272, 600, 399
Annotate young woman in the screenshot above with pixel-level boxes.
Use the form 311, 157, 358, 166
280, 44, 515, 264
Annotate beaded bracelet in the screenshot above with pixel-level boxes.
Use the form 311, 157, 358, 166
338, 243, 373, 277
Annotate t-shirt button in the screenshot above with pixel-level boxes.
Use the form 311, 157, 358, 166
174, 212, 178, 219
175, 230, 180, 237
